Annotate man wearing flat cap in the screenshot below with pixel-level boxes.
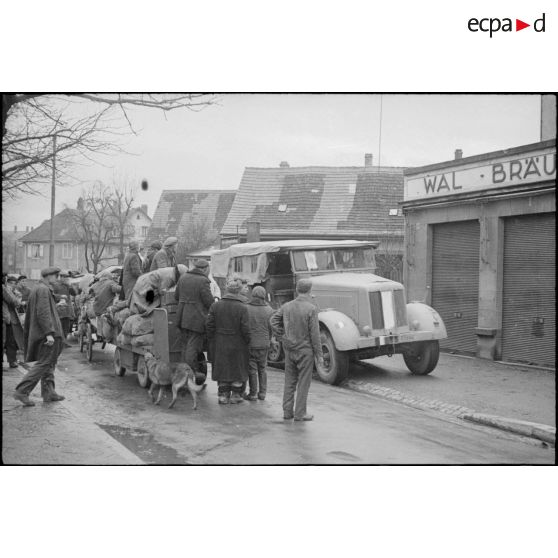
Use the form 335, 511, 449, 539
175, 259, 214, 381
122, 240, 142, 299
143, 240, 162, 273
53, 270, 77, 342
13, 267, 66, 406
150, 236, 177, 271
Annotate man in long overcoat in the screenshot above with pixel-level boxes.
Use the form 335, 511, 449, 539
175, 259, 214, 379
206, 277, 251, 404
3, 275, 24, 368
14, 267, 66, 407
150, 236, 177, 271
122, 240, 142, 299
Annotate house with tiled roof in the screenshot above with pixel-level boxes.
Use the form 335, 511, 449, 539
146, 189, 236, 254
19, 205, 152, 279
220, 155, 406, 280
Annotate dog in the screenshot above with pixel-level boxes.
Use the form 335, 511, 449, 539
143, 351, 206, 410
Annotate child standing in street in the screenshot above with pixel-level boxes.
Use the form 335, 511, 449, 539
244, 286, 274, 401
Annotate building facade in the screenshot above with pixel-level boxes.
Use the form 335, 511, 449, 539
18, 206, 152, 278
402, 140, 556, 368
220, 155, 406, 281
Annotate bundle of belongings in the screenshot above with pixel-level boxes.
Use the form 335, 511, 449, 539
117, 312, 155, 349
128, 265, 187, 315
115, 265, 187, 350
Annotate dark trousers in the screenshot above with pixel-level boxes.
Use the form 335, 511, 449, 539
218, 381, 244, 396
60, 317, 72, 339
181, 330, 205, 374
247, 347, 268, 397
4, 324, 19, 364
15, 338, 63, 397
283, 348, 314, 419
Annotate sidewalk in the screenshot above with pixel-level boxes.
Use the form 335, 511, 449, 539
348, 352, 555, 444
2, 365, 143, 465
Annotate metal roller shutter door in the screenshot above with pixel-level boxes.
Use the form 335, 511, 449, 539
432, 220, 480, 354
502, 213, 555, 367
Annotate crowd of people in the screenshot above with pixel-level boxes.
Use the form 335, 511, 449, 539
4, 236, 325, 422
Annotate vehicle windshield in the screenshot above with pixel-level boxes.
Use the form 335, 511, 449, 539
292, 248, 375, 271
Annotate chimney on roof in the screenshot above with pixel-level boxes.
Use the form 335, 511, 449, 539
454, 149, 463, 160
246, 221, 261, 243
14, 226, 17, 232
364, 153, 373, 167
141, 204, 148, 215
279, 161, 290, 168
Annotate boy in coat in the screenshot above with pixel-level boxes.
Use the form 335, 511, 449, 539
14, 267, 66, 407
3, 275, 24, 368
244, 285, 274, 401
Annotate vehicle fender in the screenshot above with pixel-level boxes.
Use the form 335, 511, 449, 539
406, 302, 447, 340
318, 310, 360, 351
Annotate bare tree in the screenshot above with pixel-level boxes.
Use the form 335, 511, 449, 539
107, 176, 136, 264
175, 214, 219, 264
2, 94, 217, 201
70, 182, 118, 274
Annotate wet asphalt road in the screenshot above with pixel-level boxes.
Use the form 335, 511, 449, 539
52, 344, 554, 464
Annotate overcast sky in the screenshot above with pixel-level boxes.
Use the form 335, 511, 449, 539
2, 94, 541, 230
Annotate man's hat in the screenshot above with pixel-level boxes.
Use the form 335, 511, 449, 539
128, 240, 139, 250
150, 240, 163, 250
41, 266, 61, 277
194, 259, 209, 269
163, 236, 178, 247
6, 274, 18, 283
17, 275, 27, 280
251, 285, 266, 299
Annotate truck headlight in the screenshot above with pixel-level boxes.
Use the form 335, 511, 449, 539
363, 325, 372, 337
411, 320, 419, 330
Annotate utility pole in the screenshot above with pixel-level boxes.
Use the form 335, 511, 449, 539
49, 133, 57, 266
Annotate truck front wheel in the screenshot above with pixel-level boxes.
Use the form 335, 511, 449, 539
403, 341, 440, 375
317, 330, 349, 385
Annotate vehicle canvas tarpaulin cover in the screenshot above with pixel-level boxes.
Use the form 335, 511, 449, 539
210, 240, 379, 283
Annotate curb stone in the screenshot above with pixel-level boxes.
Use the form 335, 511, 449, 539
345, 379, 556, 446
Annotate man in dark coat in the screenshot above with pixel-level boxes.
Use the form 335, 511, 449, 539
3, 275, 24, 368
53, 270, 77, 341
122, 240, 142, 299
270, 278, 324, 421
244, 285, 274, 401
14, 267, 66, 407
206, 277, 251, 404
175, 259, 214, 378
150, 236, 177, 271
143, 240, 162, 273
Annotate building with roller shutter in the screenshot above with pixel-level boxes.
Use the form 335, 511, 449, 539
402, 139, 556, 368
220, 154, 406, 281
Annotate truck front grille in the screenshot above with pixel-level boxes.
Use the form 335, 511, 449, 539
369, 289, 407, 331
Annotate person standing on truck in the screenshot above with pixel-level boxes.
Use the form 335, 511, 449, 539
143, 240, 162, 274
122, 240, 143, 299
150, 237, 177, 271
270, 278, 324, 421
244, 285, 273, 401
174, 259, 214, 382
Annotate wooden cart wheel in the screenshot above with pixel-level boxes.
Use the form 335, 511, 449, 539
113, 347, 126, 377
86, 322, 94, 362
136, 355, 150, 388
